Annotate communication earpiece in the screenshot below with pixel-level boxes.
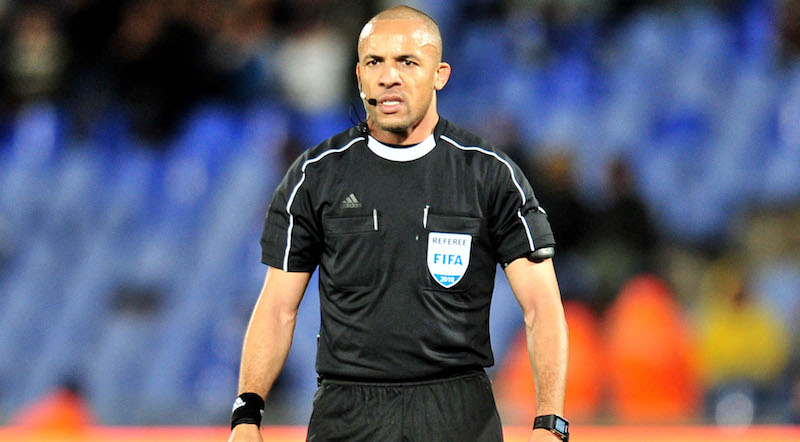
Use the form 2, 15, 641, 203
358, 82, 377, 106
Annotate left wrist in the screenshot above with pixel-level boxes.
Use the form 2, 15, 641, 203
532, 414, 569, 441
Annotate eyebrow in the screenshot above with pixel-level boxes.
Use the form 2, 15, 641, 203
362, 54, 421, 62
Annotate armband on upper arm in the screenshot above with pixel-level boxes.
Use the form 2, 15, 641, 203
527, 246, 555, 263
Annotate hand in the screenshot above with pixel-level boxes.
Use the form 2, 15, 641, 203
528, 428, 563, 442
228, 424, 263, 442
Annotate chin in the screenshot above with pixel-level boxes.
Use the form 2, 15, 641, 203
375, 115, 414, 134
376, 118, 412, 134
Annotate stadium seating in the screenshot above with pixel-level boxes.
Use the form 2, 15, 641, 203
0, 5, 798, 425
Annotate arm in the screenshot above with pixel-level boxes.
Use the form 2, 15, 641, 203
504, 258, 568, 442
229, 266, 312, 441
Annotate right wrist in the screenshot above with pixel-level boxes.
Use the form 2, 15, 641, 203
231, 393, 265, 430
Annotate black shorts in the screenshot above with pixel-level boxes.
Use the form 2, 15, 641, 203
306, 369, 503, 442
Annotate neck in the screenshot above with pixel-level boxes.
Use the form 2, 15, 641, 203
367, 103, 439, 146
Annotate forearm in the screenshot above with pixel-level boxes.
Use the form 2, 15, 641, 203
237, 291, 298, 398
526, 305, 568, 415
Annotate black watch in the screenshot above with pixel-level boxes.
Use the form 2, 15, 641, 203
533, 414, 569, 441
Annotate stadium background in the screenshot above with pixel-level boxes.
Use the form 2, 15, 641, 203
0, 0, 799, 440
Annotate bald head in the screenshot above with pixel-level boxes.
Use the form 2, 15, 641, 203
355, 5, 451, 144
358, 5, 443, 62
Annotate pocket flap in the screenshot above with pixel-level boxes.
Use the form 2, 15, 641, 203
426, 214, 481, 234
324, 215, 378, 234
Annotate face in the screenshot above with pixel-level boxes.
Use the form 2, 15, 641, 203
357, 19, 449, 137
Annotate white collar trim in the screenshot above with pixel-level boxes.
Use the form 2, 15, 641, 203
366, 134, 436, 162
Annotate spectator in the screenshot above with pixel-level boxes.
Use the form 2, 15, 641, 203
698, 258, 791, 423
605, 275, 701, 422
11, 378, 92, 431
532, 150, 590, 257
494, 300, 604, 423
110, 0, 216, 141
207, 1, 280, 102
585, 156, 657, 310
60, 0, 125, 137
3, 4, 67, 108
276, 22, 349, 113
530, 150, 596, 303
779, 0, 800, 59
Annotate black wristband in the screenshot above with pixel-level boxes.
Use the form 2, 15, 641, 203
231, 393, 265, 430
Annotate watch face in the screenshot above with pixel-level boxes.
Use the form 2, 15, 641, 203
555, 418, 568, 434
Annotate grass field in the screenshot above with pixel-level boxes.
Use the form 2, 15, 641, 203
1, 425, 799, 441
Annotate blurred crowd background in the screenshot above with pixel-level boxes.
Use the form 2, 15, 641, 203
0, 0, 799, 431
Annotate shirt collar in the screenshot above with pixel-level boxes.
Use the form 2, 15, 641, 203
364, 118, 448, 162
366, 133, 436, 162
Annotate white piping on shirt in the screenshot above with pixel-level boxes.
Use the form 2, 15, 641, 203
283, 137, 365, 270
440, 135, 536, 251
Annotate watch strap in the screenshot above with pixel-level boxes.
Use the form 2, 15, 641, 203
533, 414, 569, 441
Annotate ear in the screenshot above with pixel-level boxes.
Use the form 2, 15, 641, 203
356, 63, 362, 91
434, 62, 451, 91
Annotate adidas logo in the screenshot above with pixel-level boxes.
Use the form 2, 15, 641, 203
232, 397, 245, 412
340, 193, 362, 209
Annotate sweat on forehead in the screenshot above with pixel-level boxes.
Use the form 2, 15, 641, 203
358, 6, 442, 60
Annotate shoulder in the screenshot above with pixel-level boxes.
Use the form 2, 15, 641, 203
438, 119, 493, 152
438, 119, 517, 169
293, 126, 367, 171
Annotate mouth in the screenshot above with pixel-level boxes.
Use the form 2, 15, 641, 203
377, 95, 403, 114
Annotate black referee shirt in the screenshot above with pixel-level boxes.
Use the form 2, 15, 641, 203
260, 118, 554, 381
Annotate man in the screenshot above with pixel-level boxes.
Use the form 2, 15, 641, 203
229, 6, 569, 442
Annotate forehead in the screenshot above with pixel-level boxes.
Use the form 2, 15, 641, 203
358, 18, 438, 59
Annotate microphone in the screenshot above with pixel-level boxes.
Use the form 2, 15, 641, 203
360, 91, 378, 106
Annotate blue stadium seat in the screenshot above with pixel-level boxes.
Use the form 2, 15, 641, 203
761, 150, 800, 202
452, 21, 509, 92
0, 234, 68, 415
23, 228, 120, 404
292, 107, 353, 148
240, 102, 290, 184
87, 314, 166, 424
0, 104, 64, 249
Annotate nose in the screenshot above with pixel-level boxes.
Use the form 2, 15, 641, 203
378, 64, 401, 89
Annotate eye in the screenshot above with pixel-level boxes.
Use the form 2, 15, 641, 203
366, 59, 379, 66
401, 60, 416, 66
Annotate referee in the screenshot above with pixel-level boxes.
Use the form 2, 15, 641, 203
229, 6, 569, 442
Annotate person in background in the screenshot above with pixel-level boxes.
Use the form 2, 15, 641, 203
698, 259, 790, 424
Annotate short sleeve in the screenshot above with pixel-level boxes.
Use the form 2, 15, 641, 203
489, 156, 555, 266
260, 154, 323, 272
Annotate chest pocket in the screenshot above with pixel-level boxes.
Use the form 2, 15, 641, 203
424, 214, 481, 291
323, 214, 383, 288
